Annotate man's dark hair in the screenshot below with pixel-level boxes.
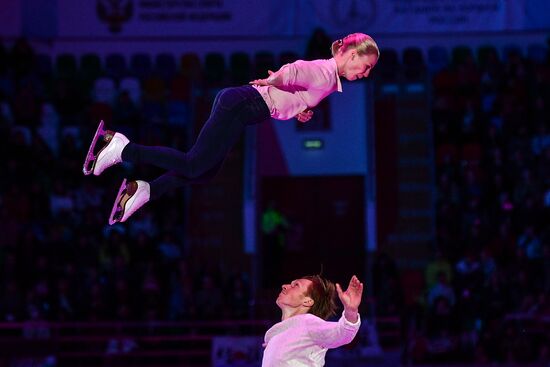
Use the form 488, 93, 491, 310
301, 275, 337, 320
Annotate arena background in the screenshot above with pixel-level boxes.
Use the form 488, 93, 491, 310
0, 0, 549, 366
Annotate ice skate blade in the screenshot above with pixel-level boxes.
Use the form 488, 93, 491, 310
83, 120, 107, 175
109, 178, 128, 225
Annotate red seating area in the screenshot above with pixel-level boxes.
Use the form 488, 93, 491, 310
0, 320, 270, 366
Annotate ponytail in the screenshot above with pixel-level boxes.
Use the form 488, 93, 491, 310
331, 38, 344, 57
331, 33, 380, 58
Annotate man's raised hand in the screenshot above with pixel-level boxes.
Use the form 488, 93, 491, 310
336, 275, 363, 323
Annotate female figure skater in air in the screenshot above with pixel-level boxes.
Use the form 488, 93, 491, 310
83, 33, 379, 224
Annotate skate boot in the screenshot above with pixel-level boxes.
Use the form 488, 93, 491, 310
109, 179, 150, 225
83, 120, 129, 176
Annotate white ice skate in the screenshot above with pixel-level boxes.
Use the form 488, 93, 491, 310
82, 120, 129, 176
109, 179, 150, 225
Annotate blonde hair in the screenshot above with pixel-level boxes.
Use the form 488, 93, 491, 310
331, 33, 380, 58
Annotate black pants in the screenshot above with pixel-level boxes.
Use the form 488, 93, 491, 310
121, 85, 271, 200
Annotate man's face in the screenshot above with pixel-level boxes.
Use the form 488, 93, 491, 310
276, 278, 313, 308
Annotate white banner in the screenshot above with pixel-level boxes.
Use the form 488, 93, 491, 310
57, 0, 293, 37
50, 0, 547, 38
297, 0, 527, 35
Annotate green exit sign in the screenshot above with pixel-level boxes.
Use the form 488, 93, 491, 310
303, 139, 324, 149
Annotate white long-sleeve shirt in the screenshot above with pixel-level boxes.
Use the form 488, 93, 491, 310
252, 58, 343, 120
261, 311, 360, 367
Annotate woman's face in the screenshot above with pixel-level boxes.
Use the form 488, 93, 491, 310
340, 51, 378, 81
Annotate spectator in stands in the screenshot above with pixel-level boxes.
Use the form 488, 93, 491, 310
262, 200, 289, 287
538, 146, 550, 185
543, 243, 550, 291
195, 274, 224, 320
372, 250, 402, 316
54, 278, 75, 320
305, 28, 332, 61
227, 275, 250, 319
0, 39, 8, 76
516, 224, 542, 260
425, 297, 458, 363
113, 89, 140, 129
454, 251, 482, 293
140, 263, 162, 320
481, 271, 509, 320
531, 121, 550, 156
168, 259, 195, 320
479, 247, 497, 282
13, 78, 41, 127
1, 279, 22, 321
427, 271, 455, 307
49, 178, 74, 217
426, 249, 453, 289
10, 38, 35, 82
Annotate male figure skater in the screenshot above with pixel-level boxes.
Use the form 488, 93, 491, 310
262, 274, 363, 366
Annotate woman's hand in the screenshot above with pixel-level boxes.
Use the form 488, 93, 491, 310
296, 109, 314, 123
336, 275, 363, 323
249, 70, 274, 86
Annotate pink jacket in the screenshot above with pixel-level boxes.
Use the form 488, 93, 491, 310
252, 58, 343, 120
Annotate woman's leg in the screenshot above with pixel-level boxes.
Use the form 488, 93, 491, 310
148, 162, 222, 200
121, 88, 246, 179
105, 86, 270, 224
85, 86, 269, 179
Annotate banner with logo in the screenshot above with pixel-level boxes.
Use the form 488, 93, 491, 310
55, 0, 549, 38
211, 336, 264, 367
296, 0, 530, 35
57, 0, 293, 37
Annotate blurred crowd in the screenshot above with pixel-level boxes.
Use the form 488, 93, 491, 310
0, 32, 549, 365
0, 38, 251, 323
373, 42, 550, 365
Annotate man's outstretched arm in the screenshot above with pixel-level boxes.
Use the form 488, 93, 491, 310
308, 275, 364, 349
